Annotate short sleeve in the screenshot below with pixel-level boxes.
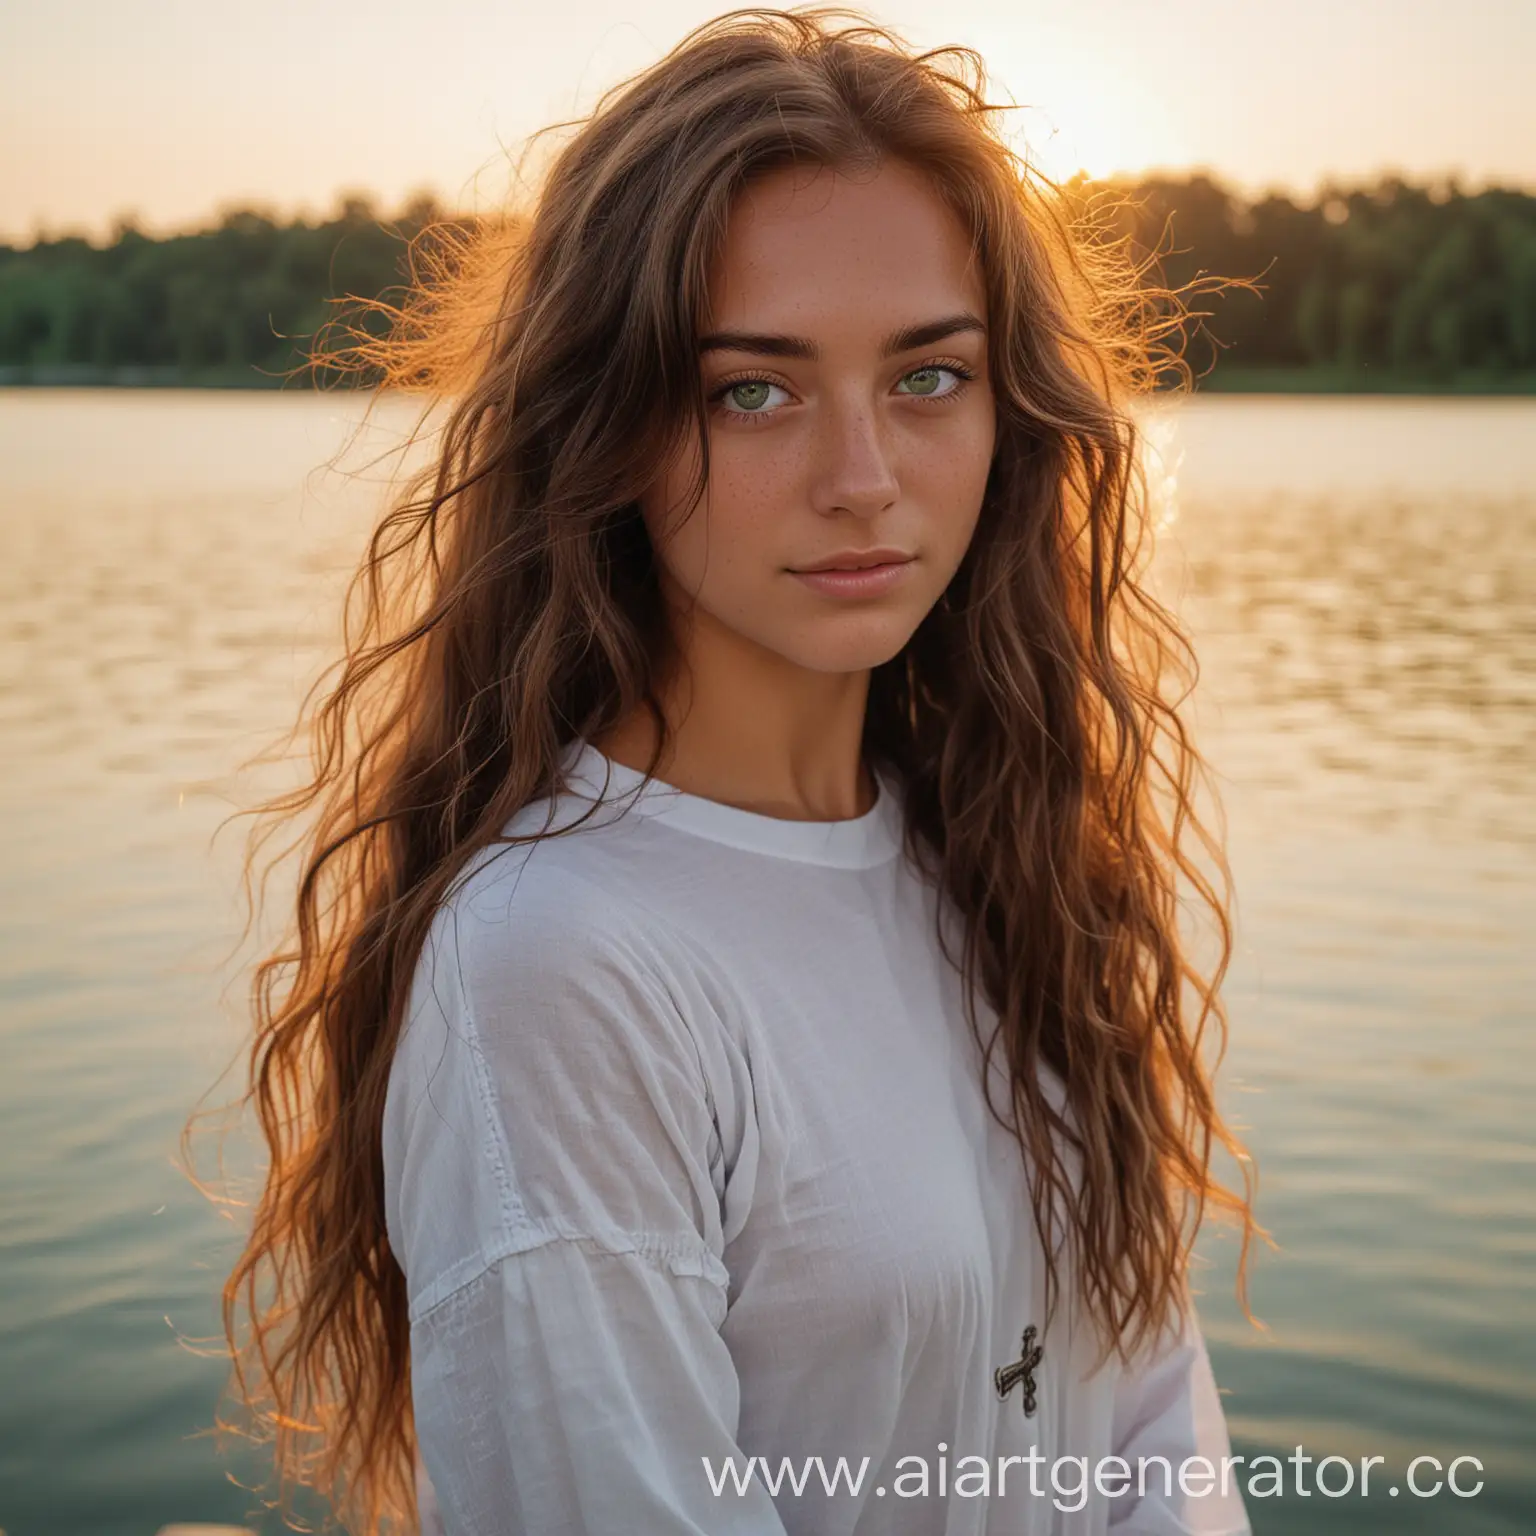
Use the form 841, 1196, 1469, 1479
1108, 1296, 1251, 1535
382, 863, 788, 1534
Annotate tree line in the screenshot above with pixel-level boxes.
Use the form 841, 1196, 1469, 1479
2, 176, 1533, 389
1094, 172, 1536, 388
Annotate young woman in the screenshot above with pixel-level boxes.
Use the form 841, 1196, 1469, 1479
212, 9, 1259, 1534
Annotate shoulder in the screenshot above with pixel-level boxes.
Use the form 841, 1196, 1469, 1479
384, 824, 737, 1320
402, 809, 723, 1085
391, 790, 759, 1176
422, 792, 676, 981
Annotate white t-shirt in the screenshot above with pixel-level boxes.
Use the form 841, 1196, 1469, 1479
382, 738, 1250, 1536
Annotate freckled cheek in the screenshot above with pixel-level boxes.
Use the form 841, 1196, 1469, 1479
644, 449, 773, 583
908, 426, 994, 546
684, 441, 805, 580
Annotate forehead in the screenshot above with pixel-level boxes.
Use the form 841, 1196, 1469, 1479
704, 159, 986, 333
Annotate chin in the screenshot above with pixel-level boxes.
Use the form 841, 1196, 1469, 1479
769, 613, 924, 675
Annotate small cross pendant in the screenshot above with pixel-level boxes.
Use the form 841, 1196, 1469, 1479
994, 1323, 1043, 1417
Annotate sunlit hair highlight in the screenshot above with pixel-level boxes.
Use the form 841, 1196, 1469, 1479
187, 9, 1263, 1531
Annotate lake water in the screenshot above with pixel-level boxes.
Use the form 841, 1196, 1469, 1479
0, 391, 1531, 1534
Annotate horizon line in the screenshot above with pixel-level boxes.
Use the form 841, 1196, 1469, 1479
4, 162, 1531, 251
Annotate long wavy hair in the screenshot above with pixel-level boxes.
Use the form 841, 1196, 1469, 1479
188, 8, 1261, 1532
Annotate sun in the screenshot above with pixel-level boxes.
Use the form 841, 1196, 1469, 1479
959, 29, 1191, 185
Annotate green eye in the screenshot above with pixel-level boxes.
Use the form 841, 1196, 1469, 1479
901, 368, 944, 396
727, 380, 773, 411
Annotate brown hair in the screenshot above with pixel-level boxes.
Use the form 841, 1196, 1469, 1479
188, 8, 1260, 1531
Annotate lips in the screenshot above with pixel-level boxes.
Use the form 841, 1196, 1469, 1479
792, 549, 914, 573
788, 556, 917, 598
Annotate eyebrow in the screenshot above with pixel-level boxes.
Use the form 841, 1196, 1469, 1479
697, 312, 986, 361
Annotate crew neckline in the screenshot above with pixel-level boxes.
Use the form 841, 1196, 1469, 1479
557, 738, 904, 869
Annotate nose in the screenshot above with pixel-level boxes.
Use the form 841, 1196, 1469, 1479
807, 392, 900, 519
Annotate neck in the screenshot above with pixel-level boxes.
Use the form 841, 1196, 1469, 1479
593, 600, 876, 822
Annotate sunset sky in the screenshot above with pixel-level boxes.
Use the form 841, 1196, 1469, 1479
2, 0, 1532, 244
